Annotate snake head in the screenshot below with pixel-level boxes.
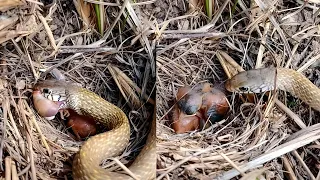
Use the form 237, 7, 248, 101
225, 68, 275, 94
225, 76, 252, 93
32, 80, 69, 119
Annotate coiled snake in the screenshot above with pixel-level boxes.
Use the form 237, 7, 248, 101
32, 80, 156, 180
225, 67, 320, 112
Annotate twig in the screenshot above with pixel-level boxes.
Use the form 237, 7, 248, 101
254, 0, 293, 61
285, 43, 300, 68
112, 158, 140, 180
156, 147, 214, 180
17, 164, 31, 176
59, 46, 118, 54
11, 160, 18, 180
218, 50, 245, 73
18, 99, 37, 180
37, 12, 57, 51
216, 51, 232, 79
96, 0, 129, 43
26, 129, 37, 180
316, 171, 320, 180
109, 65, 155, 105
292, 150, 316, 180
297, 53, 320, 72
24, 100, 52, 156
161, 32, 227, 39
8, 110, 26, 156
218, 124, 320, 180
282, 156, 298, 180
256, 22, 270, 68
5, 157, 11, 180
219, 152, 246, 177
0, 97, 8, 171
275, 99, 306, 129
39, 53, 82, 78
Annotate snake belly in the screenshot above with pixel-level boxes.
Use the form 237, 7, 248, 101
225, 67, 320, 112
33, 81, 156, 180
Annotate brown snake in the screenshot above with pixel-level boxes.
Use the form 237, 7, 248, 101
33, 80, 156, 180
225, 67, 320, 112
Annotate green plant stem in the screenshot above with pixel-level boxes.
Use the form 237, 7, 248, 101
205, 0, 213, 20
94, 3, 102, 35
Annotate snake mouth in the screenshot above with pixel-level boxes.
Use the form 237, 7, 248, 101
235, 86, 252, 93
225, 80, 243, 93
224, 80, 232, 92
32, 90, 68, 118
33, 83, 68, 102
225, 79, 252, 93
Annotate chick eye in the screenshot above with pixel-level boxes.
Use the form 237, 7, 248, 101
239, 87, 249, 91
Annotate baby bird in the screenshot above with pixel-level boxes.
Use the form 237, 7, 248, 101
33, 89, 97, 139
201, 88, 229, 124
66, 109, 97, 140
172, 83, 229, 134
171, 104, 202, 134
176, 86, 203, 115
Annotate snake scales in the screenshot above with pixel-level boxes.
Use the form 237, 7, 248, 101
225, 67, 320, 112
33, 80, 156, 180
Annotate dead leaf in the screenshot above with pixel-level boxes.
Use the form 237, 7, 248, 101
0, 15, 18, 31
307, 0, 320, 4
0, 30, 28, 44
188, 0, 202, 13
15, 79, 25, 90
239, 168, 268, 180
107, 65, 142, 109
73, 0, 93, 30
0, 15, 37, 44
0, 0, 24, 12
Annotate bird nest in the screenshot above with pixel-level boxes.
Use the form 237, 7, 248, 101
0, 0, 320, 180
156, 0, 320, 179
0, 0, 155, 179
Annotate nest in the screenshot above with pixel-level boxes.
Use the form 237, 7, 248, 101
156, 0, 320, 179
0, 0, 155, 179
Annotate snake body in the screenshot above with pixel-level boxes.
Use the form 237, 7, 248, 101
33, 81, 156, 180
225, 67, 320, 112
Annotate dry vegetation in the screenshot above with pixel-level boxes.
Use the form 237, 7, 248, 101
156, 0, 320, 179
0, 0, 320, 180
0, 0, 156, 179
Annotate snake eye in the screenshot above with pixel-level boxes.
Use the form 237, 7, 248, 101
43, 88, 49, 93
239, 87, 249, 91
42, 88, 53, 100
43, 88, 51, 94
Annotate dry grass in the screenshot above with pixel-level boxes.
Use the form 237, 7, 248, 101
156, 0, 320, 179
1, 0, 320, 179
0, 0, 156, 179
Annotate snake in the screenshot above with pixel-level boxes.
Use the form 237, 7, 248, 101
225, 67, 320, 112
32, 80, 156, 180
